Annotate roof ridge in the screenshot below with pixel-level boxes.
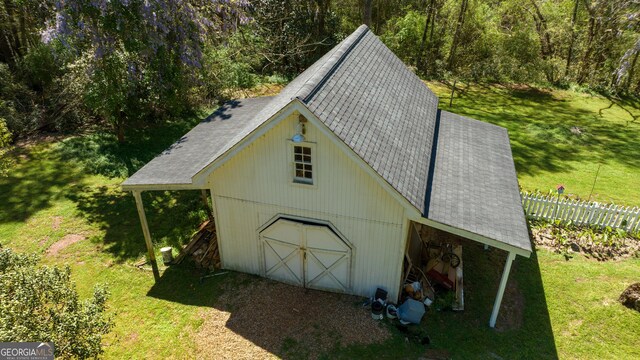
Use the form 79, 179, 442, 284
295, 24, 369, 103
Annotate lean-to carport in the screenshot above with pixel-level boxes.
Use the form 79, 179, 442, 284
121, 98, 272, 280
412, 109, 532, 327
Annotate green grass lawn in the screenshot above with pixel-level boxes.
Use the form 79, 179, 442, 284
1, 86, 639, 359
426, 82, 640, 205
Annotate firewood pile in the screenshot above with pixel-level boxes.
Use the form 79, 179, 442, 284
174, 220, 220, 270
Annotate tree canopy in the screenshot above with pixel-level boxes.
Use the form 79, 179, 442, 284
0, 0, 638, 142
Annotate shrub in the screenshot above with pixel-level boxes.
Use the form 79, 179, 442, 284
0, 247, 113, 358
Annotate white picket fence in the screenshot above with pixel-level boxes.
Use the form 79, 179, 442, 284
521, 192, 640, 233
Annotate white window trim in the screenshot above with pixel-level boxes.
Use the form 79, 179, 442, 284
288, 141, 317, 188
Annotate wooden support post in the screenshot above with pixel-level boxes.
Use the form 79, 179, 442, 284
489, 251, 515, 328
201, 189, 213, 220
132, 190, 160, 280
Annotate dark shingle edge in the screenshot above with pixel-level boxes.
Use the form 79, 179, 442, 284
297, 25, 370, 103
423, 108, 441, 217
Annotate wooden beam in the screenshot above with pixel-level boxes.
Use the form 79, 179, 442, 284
412, 216, 531, 258
132, 190, 160, 280
489, 251, 515, 328
200, 189, 213, 220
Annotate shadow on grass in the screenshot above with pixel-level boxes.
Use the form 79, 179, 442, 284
54, 113, 204, 179
146, 265, 232, 308
443, 85, 640, 177
1, 116, 213, 264
145, 239, 558, 359
412, 240, 558, 359
0, 111, 206, 225
0, 145, 87, 224
66, 186, 207, 262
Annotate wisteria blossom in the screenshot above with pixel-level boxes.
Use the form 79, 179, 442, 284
617, 37, 640, 85
48, 0, 250, 68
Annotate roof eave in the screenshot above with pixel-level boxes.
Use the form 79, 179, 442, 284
121, 182, 203, 192
412, 216, 532, 258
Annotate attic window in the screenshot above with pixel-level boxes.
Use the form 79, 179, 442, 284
293, 145, 313, 184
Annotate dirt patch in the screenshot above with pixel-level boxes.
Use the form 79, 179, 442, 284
51, 216, 63, 230
15, 133, 67, 148
38, 235, 49, 248
420, 348, 451, 360
532, 225, 640, 261
495, 278, 524, 332
46, 234, 85, 255
194, 275, 391, 359
619, 283, 640, 312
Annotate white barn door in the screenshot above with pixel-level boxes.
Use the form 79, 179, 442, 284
304, 224, 351, 292
260, 219, 351, 293
261, 220, 304, 286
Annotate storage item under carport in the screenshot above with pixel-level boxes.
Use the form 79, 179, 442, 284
371, 300, 384, 320
386, 304, 398, 319
160, 246, 174, 264
397, 298, 426, 324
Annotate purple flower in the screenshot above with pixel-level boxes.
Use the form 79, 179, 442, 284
40, 25, 56, 44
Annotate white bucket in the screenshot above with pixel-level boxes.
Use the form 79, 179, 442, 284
160, 246, 173, 264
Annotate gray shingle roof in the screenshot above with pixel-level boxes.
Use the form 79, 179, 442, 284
300, 26, 438, 211
426, 110, 531, 252
122, 96, 273, 187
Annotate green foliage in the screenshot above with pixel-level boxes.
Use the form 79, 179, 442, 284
380, 10, 425, 66
17, 45, 61, 91
0, 47, 89, 138
0, 117, 13, 176
0, 63, 43, 134
250, 0, 341, 75
198, 33, 262, 101
0, 247, 112, 358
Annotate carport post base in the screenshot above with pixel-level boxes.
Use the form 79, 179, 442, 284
489, 251, 515, 328
132, 190, 160, 280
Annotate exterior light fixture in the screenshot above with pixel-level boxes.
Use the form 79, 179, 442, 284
292, 115, 307, 143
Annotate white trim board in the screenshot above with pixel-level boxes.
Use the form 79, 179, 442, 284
121, 183, 205, 191
412, 216, 532, 258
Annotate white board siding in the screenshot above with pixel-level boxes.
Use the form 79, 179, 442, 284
209, 111, 406, 299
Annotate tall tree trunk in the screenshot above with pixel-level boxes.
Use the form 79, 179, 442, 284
375, 0, 381, 34
530, 0, 555, 82
116, 111, 126, 143
625, 50, 639, 92
1, 0, 21, 61
429, 5, 437, 45
447, 0, 468, 71
417, 0, 435, 71
313, 0, 329, 37
577, 2, 596, 84
363, 0, 373, 27
564, 0, 580, 79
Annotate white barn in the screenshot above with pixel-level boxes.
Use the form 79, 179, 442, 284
122, 25, 532, 327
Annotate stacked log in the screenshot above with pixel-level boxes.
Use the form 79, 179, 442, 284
174, 220, 221, 270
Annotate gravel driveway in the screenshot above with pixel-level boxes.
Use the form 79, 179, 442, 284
193, 274, 391, 359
